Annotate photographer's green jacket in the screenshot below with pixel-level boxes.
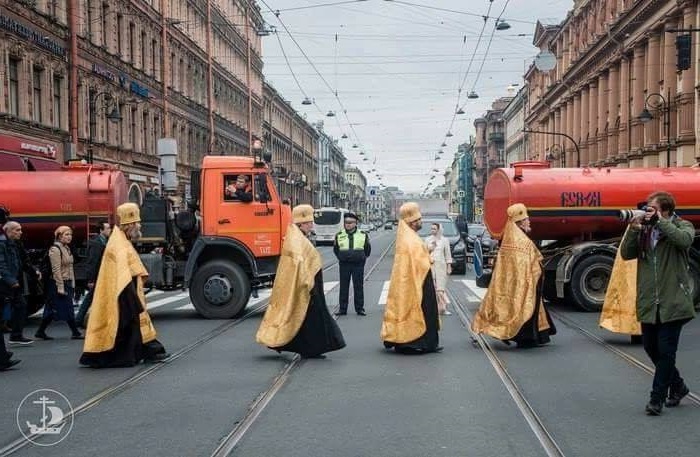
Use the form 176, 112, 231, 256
620, 216, 696, 324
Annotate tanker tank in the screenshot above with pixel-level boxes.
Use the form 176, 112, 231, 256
0, 164, 128, 248
484, 161, 700, 241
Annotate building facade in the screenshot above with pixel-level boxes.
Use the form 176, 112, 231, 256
503, 86, 528, 166
344, 166, 367, 218
316, 122, 346, 208
525, 0, 699, 168
262, 82, 318, 206
366, 185, 385, 223
0, 0, 264, 200
473, 97, 511, 205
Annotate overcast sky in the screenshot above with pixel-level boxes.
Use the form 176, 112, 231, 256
260, 0, 573, 193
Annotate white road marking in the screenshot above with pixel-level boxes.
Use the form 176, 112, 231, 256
461, 279, 487, 299
378, 280, 391, 305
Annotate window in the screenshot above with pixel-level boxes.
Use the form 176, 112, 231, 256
116, 14, 123, 55
86, 0, 93, 38
101, 3, 109, 47
141, 32, 147, 69
8, 59, 19, 116
129, 22, 135, 63
142, 112, 149, 152
170, 53, 176, 88
151, 39, 158, 76
53, 76, 62, 128
130, 107, 137, 149
223, 174, 253, 202
33, 68, 43, 123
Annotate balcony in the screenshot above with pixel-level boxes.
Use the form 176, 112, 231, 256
488, 132, 504, 143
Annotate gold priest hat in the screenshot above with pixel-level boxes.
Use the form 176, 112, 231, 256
292, 204, 315, 224
117, 202, 141, 225
399, 202, 422, 223
507, 203, 529, 222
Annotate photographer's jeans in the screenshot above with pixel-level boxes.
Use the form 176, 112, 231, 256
75, 288, 94, 326
641, 318, 688, 401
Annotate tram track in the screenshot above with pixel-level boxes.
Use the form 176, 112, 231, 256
0, 239, 388, 456
549, 309, 700, 407
209, 238, 396, 457
448, 288, 566, 457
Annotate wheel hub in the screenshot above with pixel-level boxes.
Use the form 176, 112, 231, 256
203, 274, 232, 305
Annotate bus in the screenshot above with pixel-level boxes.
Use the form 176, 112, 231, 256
313, 207, 351, 245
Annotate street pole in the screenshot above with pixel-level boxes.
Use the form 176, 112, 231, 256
522, 129, 581, 167
665, 87, 671, 167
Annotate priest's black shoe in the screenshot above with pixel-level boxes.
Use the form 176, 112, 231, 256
645, 399, 663, 416
0, 359, 21, 370
301, 354, 326, 359
334, 311, 347, 316
356, 310, 366, 316
666, 384, 690, 407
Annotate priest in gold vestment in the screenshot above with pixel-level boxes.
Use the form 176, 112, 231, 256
80, 203, 168, 368
381, 202, 441, 354
256, 204, 345, 359
471, 203, 555, 348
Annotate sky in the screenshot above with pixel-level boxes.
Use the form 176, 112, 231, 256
259, 0, 574, 193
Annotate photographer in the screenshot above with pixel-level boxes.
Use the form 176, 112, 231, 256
620, 191, 696, 416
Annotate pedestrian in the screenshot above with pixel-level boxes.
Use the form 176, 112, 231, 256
620, 191, 695, 415
35, 226, 83, 340
257, 204, 346, 359
80, 204, 168, 367
0, 297, 20, 370
0, 221, 40, 345
381, 202, 442, 354
75, 220, 111, 327
333, 212, 371, 316
471, 203, 555, 348
426, 222, 452, 315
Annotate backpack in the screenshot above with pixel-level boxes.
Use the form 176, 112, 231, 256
39, 244, 62, 289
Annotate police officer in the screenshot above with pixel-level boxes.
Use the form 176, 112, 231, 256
333, 212, 371, 316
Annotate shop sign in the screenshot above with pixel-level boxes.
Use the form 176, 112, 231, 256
0, 14, 67, 58
0, 134, 57, 159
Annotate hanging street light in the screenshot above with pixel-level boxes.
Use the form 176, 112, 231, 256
496, 19, 511, 31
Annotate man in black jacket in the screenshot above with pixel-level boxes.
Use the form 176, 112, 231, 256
1, 221, 40, 346
333, 212, 371, 316
0, 208, 21, 369
75, 221, 111, 327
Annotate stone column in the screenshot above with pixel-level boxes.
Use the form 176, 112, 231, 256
630, 43, 646, 161
645, 33, 661, 150
588, 79, 598, 164
618, 56, 630, 158
607, 63, 620, 162
555, 108, 563, 166
677, 3, 696, 165
597, 72, 608, 164
573, 94, 581, 166
580, 85, 590, 165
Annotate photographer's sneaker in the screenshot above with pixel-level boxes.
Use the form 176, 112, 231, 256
8, 336, 34, 345
666, 384, 690, 407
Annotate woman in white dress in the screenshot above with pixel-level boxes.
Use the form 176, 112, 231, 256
426, 223, 452, 315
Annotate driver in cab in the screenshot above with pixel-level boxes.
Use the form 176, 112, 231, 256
225, 175, 253, 202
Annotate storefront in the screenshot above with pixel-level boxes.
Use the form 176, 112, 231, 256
0, 133, 62, 171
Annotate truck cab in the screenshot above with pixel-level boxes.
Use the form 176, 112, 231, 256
182, 156, 291, 318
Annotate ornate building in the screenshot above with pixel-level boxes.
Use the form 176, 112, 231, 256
525, 0, 698, 168
473, 97, 511, 206
262, 82, 318, 206
344, 166, 367, 218
0, 0, 265, 200
316, 121, 346, 208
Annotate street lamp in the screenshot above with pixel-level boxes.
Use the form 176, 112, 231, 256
638, 89, 672, 168
522, 129, 580, 167
88, 92, 121, 164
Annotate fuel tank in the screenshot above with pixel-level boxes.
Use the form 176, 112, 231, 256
484, 161, 700, 240
0, 164, 128, 248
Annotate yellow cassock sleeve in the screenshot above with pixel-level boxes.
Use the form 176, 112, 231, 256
380, 220, 432, 343
599, 228, 642, 335
471, 221, 550, 340
83, 226, 157, 353
256, 224, 322, 347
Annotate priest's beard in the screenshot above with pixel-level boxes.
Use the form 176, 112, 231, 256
125, 225, 142, 242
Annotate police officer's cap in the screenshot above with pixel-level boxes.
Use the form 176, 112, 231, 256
344, 212, 359, 221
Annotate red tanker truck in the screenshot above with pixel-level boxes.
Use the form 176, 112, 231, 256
476, 161, 700, 311
0, 155, 291, 318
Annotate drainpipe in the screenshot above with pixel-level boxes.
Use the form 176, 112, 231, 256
161, 0, 169, 137
206, 0, 215, 153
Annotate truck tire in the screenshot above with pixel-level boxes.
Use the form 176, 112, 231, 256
190, 260, 251, 319
568, 254, 613, 312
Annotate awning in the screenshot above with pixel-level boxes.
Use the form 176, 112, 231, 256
27, 157, 60, 170
0, 152, 27, 170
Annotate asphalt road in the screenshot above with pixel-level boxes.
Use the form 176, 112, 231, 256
2, 228, 699, 457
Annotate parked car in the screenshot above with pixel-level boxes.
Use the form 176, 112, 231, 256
359, 223, 373, 232
384, 222, 393, 230
465, 224, 498, 254
417, 217, 467, 274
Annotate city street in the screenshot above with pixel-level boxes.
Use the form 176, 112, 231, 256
1, 229, 699, 456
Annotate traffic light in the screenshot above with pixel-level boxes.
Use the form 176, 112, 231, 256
676, 34, 692, 71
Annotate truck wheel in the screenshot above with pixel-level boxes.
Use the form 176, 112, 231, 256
568, 254, 613, 312
190, 261, 251, 319
689, 259, 700, 311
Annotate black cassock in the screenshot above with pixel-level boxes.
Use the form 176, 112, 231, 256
509, 278, 557, 348
274, 270, 346, 358
385, 270, 441, 354
80, 278, 167, 368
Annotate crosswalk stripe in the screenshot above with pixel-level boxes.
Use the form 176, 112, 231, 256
146, 292, 189, 310
461, 279, 487, 299
378, 280, 391, 305
146, 289, 165, 297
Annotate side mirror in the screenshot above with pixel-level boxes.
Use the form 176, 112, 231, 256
259, 193, 270, 204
